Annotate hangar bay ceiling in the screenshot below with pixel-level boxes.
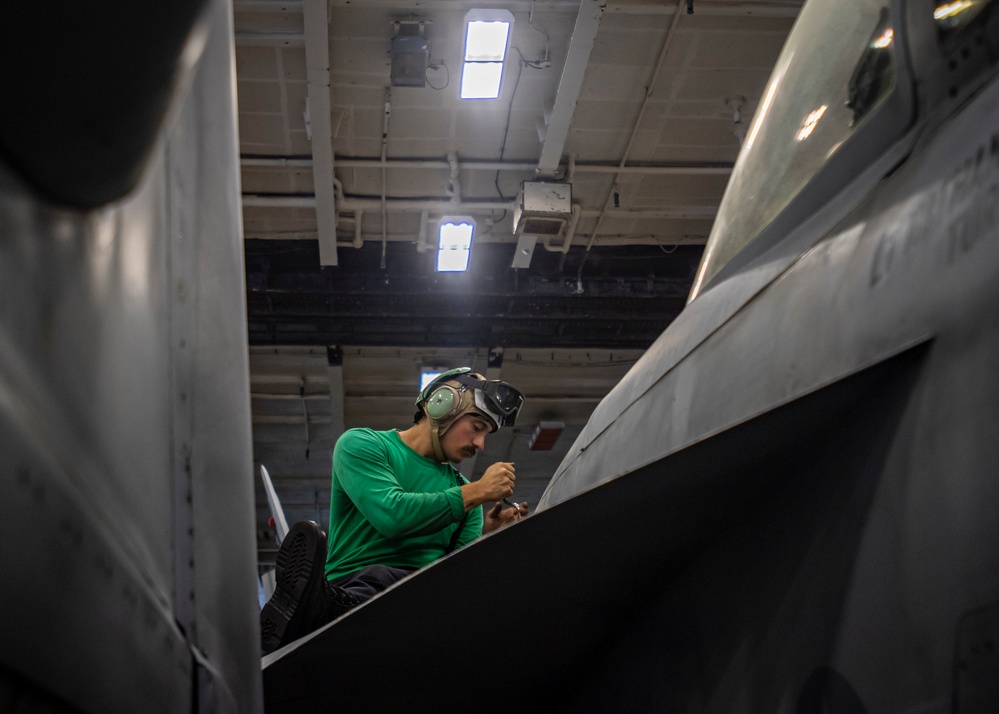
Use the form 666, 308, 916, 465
233, 0, 802, 560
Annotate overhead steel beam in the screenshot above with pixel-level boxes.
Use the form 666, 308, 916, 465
303, 0, 338, 265
536, 0, 606, 179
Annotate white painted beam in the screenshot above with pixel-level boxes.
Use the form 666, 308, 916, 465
536, 0, 605, 178
303, 0, 338, 265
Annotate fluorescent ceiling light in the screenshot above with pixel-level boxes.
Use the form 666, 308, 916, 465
437, 219, 475, 272
460, 10, 513, 100
460, 63, 504, 99
420, 370, 443, 392
465, 21, 510, 61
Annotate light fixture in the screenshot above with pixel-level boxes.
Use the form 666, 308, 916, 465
460, 10, 514, 100
420, 369, 443, 392
436, 217, 475, 272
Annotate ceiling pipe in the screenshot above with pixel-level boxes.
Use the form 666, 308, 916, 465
315, 1, 802, 18
340, 198, 517, 212
540, 203, 581, 253
246, 230, 708, 246
242, 194, 713, 219
242, 0, 799, 14
245, 226, 708, 246
243, 195, 517, 211
241, 156, 732, 176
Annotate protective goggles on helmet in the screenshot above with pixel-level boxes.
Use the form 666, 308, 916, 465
417, 367, 524, 429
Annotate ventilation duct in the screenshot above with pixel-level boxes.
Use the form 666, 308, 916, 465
512, 181, 572, 237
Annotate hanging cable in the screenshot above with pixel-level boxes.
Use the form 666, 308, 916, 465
566, 0, 687, 283
426, 59, 449, 90
493, 58, 526, 201
529, 0, 551, 67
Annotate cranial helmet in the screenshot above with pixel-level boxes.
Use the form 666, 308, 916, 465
415, 367, 524, 462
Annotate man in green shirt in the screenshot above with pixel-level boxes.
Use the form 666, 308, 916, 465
261, 368, 527, 654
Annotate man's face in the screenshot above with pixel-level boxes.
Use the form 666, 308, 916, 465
441, 413, 493, 462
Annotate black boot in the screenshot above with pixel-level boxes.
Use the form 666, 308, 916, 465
260, 520, 330, 655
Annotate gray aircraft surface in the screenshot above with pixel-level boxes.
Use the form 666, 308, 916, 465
1, 0, 261, 711
3, 0, 999, 713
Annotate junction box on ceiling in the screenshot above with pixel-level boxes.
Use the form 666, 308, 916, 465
390, 20, 429, 88
512, 181, 572, 237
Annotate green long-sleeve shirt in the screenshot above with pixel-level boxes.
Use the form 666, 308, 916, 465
325, 428, 483, 580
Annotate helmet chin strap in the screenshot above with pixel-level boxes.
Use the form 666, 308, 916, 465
430, 420, 448, 462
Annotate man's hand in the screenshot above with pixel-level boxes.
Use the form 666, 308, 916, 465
462, 461, 516, 510
482, 501, 529, 534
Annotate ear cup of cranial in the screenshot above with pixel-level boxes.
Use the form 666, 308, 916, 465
425, 386, 458, 420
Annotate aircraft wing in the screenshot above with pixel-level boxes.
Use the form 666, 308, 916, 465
261, 336, 938, 713
260, 453, 737, 712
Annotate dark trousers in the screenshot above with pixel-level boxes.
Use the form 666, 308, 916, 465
329, 564, 415, 604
